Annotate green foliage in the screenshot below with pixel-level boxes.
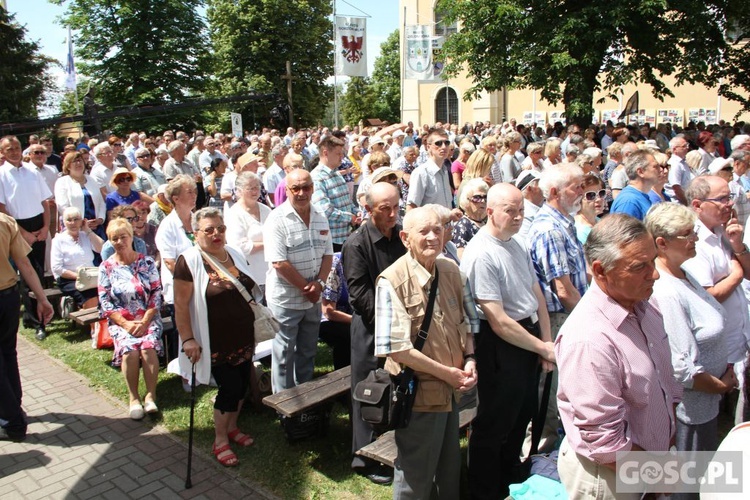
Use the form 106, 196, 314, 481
341, 77, 377, 126
207, 0, 334, 128
55, 0, 211, 134
371, 30, 401, 124
0, 9, 56, 122
718, 3, 750, 117
437, 0, 746, 127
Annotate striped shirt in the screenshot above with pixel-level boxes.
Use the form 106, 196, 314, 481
263, 201, 333, 310
374, 255, 479, 356
310, 164, 355, 245
527, 203, 588, 313
556, 281, 682, 464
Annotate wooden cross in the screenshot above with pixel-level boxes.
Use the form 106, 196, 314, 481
280, 61, 296, 128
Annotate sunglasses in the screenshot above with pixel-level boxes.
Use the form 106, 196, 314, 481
432, 140, 450, 147
288, 183, 314, 194
113, 143, 123, 147
469, 194, 487, 203
583, 189, 607, 201
115, 176, 132, 184
125, 216, 140, 223
198, 225, 227, 235
137, 154, 152, 159
31, 151, 47, 155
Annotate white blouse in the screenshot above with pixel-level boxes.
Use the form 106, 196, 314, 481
224, 202, 272, 285
55, 175, 107, 222
50, 231, 96, 280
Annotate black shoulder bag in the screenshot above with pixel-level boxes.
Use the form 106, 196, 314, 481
354, 268, 439, 431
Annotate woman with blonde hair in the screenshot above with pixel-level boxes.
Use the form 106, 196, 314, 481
463, 149, 495, 185
492, 132, 522, 183
685, 150, 703, 175
99, 218, 163, 418
542, 138, 562, 170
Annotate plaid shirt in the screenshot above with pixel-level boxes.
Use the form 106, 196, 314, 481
311, 164, 356, 245
527, 203, 588, 313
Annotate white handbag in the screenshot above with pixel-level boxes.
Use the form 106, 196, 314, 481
75, 266, 99, 291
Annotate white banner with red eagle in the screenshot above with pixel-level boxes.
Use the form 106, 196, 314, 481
335, 16, 367, 77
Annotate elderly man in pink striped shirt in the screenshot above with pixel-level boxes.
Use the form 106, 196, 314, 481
555, 214, 683, 499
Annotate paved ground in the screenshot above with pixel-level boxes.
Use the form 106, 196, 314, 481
0, 337, 275, 500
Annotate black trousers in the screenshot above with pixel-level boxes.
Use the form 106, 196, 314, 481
318, 320, 351, 370
468, 318, 541, 500
16, 214, 46, 330
0, 286, 26, 434
211, 360, 252, 413
350, 314, 383, 470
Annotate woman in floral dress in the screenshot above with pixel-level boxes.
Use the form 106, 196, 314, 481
99, 218, 163, 420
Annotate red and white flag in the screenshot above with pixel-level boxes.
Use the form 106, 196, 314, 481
335, 17, 367, 77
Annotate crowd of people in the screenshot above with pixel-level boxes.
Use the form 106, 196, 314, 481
2, 116, 750, 499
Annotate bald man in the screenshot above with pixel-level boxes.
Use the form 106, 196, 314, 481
264, 169, 333, 392
461, 183, 554, 499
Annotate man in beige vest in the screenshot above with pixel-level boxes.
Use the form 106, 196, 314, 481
374, 206, 478, 499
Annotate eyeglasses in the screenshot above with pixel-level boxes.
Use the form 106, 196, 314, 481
198, 225, 226, 235
137, 154, 152, 159
431, 140, 450, 147
469, 194, 487, 203
113, 143, 123, 147
658, 164, 670, 170
31, 151, 47, 155
288, 183, 314, 194
583, 189, 607, 201
115, 176, 132, 184
701, 194, 735, 205
125, 216, 140, 223
673, 230, 699, 242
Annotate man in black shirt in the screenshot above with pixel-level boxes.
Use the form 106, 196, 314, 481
342, 182, 406, 484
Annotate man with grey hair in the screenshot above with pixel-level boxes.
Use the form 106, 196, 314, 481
187, 135, 205, 172
556, 214, 683, 499
263, 143, 289, 205
90, 142, 118, 193
124, 132, 140, 167
132, 147, 166, 196
683, 175, 750, 424
609, 149, 659, 220
732, 149, 750, 193
163, 140, 201, 182
666, 135, 693, 204
198, 137, 227, 175
342, 182, 405, 484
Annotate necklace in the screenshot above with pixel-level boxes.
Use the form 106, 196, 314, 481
217, 250, 230, 263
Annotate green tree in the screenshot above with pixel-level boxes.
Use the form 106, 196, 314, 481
341, 77, 377, 126
718, 5, 750, 116
0, 9, 56, 122
55, 0, 210, 134
437, 0, 750, 127
207, 0, 333, 128
371, 30, 401, 123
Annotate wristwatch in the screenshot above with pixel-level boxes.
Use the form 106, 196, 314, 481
735, 244, 749, 257
316, 278, 326, 289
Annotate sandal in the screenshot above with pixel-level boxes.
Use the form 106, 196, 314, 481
212, 442, 239, 467
228, 428, 255, 447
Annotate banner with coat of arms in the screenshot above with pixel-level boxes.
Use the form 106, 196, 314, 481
335, 17, 367, 77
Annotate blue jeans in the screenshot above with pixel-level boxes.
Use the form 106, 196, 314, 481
268, 303, 321, 393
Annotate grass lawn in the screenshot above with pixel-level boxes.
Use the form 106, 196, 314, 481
20, 318, 393, 500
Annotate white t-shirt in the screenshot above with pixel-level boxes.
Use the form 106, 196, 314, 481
460, 228, 539, 321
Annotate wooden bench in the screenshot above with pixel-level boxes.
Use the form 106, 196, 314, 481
262, 365, 351, 417
355, 407, 477, 468
69, 307, 174, 332
29, 288, 64, 302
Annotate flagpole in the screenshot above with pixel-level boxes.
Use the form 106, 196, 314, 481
333, 1, 339, 129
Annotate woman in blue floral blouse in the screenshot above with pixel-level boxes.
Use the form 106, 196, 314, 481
99, 218, 163, 420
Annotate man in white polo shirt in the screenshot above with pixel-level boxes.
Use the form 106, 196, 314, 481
264, 169, 333, 392
0, 136, 53, 340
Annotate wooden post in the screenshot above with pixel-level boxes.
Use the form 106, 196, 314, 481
281, 61, 295, 128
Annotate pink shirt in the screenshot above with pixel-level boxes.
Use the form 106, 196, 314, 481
555, 281, 682, 465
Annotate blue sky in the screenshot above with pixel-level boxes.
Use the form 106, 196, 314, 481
9, 0, 400, 114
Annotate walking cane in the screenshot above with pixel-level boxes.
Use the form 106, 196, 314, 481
185, 362, 197, 489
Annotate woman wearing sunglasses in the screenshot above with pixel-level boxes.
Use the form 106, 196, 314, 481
452, 178, 490, 260
647, 151, 673, 204
174, 207, 258, 467
105, 167, 154, 222
574, 174, 607, 245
